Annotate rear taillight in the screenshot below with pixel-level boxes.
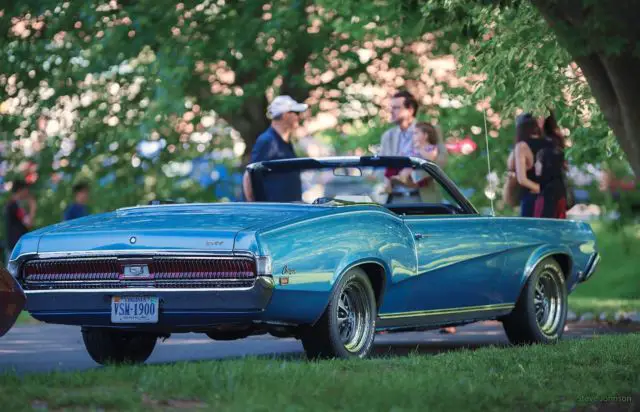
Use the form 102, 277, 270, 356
256, 256, 272, 276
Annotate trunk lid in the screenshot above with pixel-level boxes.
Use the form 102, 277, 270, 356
36, 203, 325, 253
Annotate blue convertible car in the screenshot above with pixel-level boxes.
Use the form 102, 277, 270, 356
8, 156, 600, 364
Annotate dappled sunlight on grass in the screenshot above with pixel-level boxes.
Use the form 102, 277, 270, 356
0, 334, 638, 411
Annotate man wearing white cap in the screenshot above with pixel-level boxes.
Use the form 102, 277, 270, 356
242, 95, 308, 202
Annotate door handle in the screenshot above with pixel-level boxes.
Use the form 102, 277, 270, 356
414, 233, 426, 240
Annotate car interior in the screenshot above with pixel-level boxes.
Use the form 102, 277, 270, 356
385, 203, 463, 216
312, 196, 464, 216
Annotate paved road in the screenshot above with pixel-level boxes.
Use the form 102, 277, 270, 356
1, 321, 638, 375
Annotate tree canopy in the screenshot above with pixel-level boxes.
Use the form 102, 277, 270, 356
1, 0, 635, 231
418, 0, 639, 176
0, 0, 429, 226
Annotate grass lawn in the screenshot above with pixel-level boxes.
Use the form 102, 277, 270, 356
569, 221, 640, 316
0, 333, 638, 411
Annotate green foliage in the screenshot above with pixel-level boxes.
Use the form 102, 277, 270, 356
0, 0, 423, 230
418, 0, 629, 169
0, 0, 634, 230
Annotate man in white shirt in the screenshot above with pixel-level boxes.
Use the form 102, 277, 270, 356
378, 91, 420, 203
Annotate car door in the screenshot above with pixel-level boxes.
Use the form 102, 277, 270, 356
394, 170, 511, 319
403, 214, 509, 312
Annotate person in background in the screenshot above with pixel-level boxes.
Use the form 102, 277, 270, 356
542, 110, 566, 150
242, 95, 308, 202
4, 180, 36, 263
378, 90, 418, 204
63, 182, 90, 221
510, 113, 551, 216
533, 147, 567, 218
533, 111, 568, 218
379, 90, 419, 158
380, 90, 449, 204
388, 122, 448, 203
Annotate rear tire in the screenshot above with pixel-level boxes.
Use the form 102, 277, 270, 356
82, 327, 157, 365
502, 257, 568, 345
301, 267, 377, 360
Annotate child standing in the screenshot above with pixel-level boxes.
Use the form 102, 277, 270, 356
389, 122, 445, 203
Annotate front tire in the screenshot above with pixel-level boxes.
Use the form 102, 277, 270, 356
82, 327, 157, 365
301, 267, 377, 359
502, 257, 568, 345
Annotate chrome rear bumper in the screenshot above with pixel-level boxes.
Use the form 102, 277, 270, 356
25, 276, 275, 329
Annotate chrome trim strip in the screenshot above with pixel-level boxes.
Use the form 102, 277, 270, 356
29, 250, 255, 260
25, 286, 254, 294
23, 275, 274, 293
582, 253, 600, 281
378, 303, 514, 320
24, 255, 255, 262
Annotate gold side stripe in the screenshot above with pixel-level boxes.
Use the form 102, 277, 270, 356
379, 303, 515, 320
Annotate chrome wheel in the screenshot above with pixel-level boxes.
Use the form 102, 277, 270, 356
336, 281, 371, 353
502, 257, 567, 345
301, 267, 376, 359
533, 270, 563, 336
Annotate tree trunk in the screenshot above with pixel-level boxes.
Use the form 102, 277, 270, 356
219, 95, 270, 166
531, 0, 640, 176
219, 0, 312, 166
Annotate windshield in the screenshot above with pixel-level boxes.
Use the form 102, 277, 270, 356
249, 162, 467, 213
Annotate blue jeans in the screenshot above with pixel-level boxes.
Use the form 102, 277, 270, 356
520, 191, 537, 217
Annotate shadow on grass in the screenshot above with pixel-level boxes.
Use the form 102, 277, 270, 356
132, 322, 640, 368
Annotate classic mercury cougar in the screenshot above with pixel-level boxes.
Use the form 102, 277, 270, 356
8, 156, 600, 364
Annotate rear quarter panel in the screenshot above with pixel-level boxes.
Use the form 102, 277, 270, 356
252, 207, 416, 324
497, 217, 597, 300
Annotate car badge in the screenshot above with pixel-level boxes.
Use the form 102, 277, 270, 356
282, 265, 296, 275
129, 236, 137, 244
122, 264, 150, 278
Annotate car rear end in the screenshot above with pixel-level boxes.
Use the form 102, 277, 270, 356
11, 203, 330, 332
19, 252, 274, 331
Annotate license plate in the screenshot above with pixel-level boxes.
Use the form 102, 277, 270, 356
111, 296, 159, 324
